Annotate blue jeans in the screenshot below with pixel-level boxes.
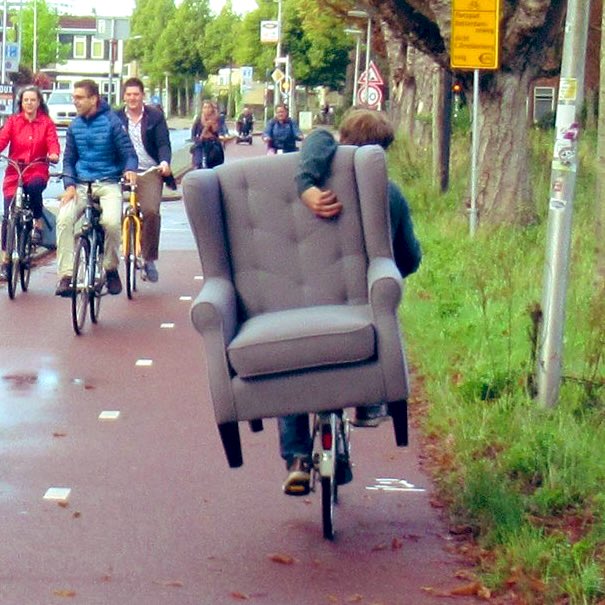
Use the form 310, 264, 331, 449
278, 414, 311, 466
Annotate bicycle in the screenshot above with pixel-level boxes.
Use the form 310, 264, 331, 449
70, 180, 108, 335
310, 409, 352, 540
121, 166, 159, 299
0, 155, 49, 300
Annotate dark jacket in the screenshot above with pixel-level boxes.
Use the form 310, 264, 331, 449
63, 99, 138, 189
116, 104, 177, 190
295, 128, 422, 278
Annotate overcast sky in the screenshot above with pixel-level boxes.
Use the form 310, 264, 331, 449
74, 0, 258, 17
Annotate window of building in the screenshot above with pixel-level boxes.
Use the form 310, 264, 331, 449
73, 36, 87, 59
91, 38, 104, 60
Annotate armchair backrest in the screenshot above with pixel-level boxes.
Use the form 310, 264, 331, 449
185, 144, 392, 320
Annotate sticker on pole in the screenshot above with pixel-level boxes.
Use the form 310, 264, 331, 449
451, 0, 501, 70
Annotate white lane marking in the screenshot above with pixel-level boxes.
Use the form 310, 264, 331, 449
194, 275, 203, 280
44, 487, 71, 501
179, 295, 192, 301
135, 359, 153, 367
98, 411, 120, 420
160, 322, 175, 329
366, 478, 426, 493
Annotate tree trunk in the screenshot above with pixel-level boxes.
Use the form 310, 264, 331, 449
476, 70, 537, 224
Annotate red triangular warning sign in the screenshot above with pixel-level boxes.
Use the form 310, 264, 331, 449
358, 60, 384, 85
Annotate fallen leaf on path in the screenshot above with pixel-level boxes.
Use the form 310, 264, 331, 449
152, 579, 184, 588
57, 501, 69, 508
230, 591, 250, 600
346, 594, 363, 603
52, 589, 76, 597
268, 552, 295, 565
53, 432, 67, 438
371, 542, 388, 551
72, 511, 81, 519
391, 537, 404, 550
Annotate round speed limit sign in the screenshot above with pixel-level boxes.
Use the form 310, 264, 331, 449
357, 84, 382, 108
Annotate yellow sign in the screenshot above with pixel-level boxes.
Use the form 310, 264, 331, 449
271, 68, 284, 83
451, 0, 500, 70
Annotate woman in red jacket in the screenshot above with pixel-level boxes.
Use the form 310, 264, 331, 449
0, 85, 60, 278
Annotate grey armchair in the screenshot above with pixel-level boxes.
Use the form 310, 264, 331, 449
183, 145, 409, 468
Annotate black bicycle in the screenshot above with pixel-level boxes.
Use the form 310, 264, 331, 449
0, 155, 49, 299
71, 181, 107, 335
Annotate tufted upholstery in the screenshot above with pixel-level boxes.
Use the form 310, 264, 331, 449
183, 145, 409, 467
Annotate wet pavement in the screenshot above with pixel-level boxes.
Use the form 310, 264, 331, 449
0, 137, 476, 604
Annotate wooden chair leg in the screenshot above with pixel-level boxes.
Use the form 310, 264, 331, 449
249, 419, 264, 432
388, 400, 408, 447
218, 422, 243, 467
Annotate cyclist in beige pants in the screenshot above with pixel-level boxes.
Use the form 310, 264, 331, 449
116, 77, 176, 283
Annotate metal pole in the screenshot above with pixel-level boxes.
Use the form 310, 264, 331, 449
108, 18, 115, 106
364, 16, 370, 106
1, 0, 8, 84
353, 34, 360, 106
33, 0, 37, 73
469, 68, 479, 236
536, 0, 589, 407
275, 0, 282, 108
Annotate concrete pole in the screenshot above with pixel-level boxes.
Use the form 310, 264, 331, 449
353, 33, 360, 106
275, 0, 282, 108
536, 0, 589, 407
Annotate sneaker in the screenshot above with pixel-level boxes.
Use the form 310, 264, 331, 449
282, 457, 311, 496
31, 227, 43, 245
106, 269, 122, 295
55, 275, 73, 297
0, 263, 9, 281
351, 404, 388, 428
143, 260, 159, 283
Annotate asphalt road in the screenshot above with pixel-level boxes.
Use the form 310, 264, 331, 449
0, 136, 476, 604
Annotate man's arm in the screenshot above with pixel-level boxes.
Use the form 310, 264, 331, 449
148, 106, 172, 175
62, 127, 79, 189
295, 128, 338, 196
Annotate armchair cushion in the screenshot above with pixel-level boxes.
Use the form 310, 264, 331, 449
227, 304, 375, 378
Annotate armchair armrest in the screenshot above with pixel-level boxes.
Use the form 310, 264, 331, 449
190, 277, 239, 426
367, 256, 402, 313
191, 277, 238, 345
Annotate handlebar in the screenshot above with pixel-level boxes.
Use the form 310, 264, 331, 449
0, 155, 53, 177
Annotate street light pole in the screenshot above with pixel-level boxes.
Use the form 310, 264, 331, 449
347, 10, 371, 107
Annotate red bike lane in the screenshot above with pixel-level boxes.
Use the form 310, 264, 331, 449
0, 141, 478, 605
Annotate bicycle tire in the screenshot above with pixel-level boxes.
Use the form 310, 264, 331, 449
124, 217, 137, 299
71, 237, 90, 335
89, 234, 103, 324
19, 225, 32, 292
6, 217, 19, 300
321, 475, 335, 540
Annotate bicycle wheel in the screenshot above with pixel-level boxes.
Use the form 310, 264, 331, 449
320, 413, 337, 540
124, 217, 137, 299
71, 237, 90, 335
19, 225, 32, 292
6, 217, 19, 300
321, 475, 336, 540
90, 236, 104, 324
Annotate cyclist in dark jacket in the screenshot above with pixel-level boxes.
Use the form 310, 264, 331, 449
116, 77, 176, 283
55, 79, 137, 297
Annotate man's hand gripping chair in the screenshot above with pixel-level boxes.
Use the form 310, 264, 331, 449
183, 145, 409, 467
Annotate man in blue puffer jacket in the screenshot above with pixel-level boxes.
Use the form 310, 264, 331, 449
55, 79, 138, 297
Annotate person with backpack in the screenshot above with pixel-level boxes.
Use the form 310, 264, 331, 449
263, 104, 303, 154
